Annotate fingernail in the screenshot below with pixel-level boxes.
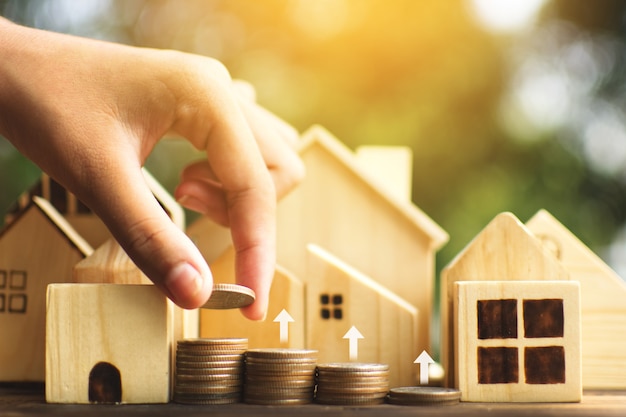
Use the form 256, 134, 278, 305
165, 263, 204, 305
177, 195, 208, 214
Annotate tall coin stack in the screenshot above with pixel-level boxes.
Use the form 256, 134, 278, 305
315, 363, 390, 406
244, 348, 318, 405
173, 338, 248, 405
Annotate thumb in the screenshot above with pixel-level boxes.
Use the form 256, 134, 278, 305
87, 161, 213, 309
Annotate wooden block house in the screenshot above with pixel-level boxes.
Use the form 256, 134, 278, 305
0, 197, 92, 381
440, 212, 571, 388
46, 284, 173, 404
276, 125, 448, 357
306, 244, 419, 387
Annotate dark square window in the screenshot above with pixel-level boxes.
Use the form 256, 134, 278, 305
320, 294, 330, 305
332, 294, 343, 305
477, 299, 518, 339
320, 308, 330, 320
9, 271, 26, 290
0, 270, 6, 289
523, 299, 564, 338
478, 347, 519, 384
525, 346, 565, 384
0, 294, 5, 312
8, 294, 27, 314
333, 308, 343, 320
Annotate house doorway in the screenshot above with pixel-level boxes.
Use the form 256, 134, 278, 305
88, 362, 122, 403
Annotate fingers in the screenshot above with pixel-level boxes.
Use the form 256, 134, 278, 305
83, 153, 214, 310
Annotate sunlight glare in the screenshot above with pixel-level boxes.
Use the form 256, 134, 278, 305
469, 0, 548, 32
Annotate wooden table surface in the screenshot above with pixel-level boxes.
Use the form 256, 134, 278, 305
2, 384, 626, 417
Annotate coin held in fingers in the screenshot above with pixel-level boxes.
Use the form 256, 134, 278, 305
201, 283, 255, 309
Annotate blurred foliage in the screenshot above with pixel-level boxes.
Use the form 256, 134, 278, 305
1, 0, 626, 279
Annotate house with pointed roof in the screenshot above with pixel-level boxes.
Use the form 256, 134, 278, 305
440, 212, 571, 388
306, 244, 419, 387
0, 196, 93, 381
527, 209, 626, 389
276, 125, 448, 356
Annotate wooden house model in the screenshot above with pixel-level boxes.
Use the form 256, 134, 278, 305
276, 125, 448, 357
46, 284, 173, 404
306, 244, 419, 388
526, 209, 626, 389
0, 196, 92, 381
440, 212, 571, 388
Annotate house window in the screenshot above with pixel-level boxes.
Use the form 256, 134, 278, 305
320, 293, 343, 320
0, 269, 28, 314
455, 281, 580, 402
476, 297, 565, 385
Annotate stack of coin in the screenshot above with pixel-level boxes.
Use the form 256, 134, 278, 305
173, 338, 247, 405
315, 363, 390, 406
244, 348, 318, 405
386, 387, 461, 406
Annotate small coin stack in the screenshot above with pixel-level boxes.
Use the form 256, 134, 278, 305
244, 348, 318, 405
315, 363, 390, 406
173, 338, 247, 405
386, 387, 461, 406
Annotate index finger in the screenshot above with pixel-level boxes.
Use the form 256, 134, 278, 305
171, 73, 276, 320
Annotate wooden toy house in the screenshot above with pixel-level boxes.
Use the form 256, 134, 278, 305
46, 284, 173, 404
440, 212, 571, 388
0, 196, 92, 382
527, 209, 626, 389
276, 125, 448, 357
306, 244, 419, 388
454, 280, 581, 402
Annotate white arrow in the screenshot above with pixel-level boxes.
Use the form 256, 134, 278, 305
273, 309, 295, 344
414, 350, 435, 385
343, 326, 364, 361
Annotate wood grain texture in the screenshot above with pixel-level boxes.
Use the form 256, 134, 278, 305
441, 212, 571, 387
0, 197, 92, 382
454, 280, 581, 402
46, 284, 172, 404
527, 209, 626, 389
306, 244, 419, 387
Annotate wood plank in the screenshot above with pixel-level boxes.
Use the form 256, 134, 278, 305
1, 385, 626, 417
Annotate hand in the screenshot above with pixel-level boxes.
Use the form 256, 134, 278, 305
0, 18, 304, 320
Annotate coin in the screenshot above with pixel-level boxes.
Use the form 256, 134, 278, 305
315, 362, 390, 406
243, 348, 318, 405
201, 284, 255, 309
173, 337, 247, 405
386, 387, 461, 406
245, 348, 318, 359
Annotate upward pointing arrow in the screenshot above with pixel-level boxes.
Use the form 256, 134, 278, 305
414, 350, 435, 385
343, 326, 364, 361
273, 309, 294, 344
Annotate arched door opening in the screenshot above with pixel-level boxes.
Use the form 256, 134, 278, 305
88, 361, 122, 404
